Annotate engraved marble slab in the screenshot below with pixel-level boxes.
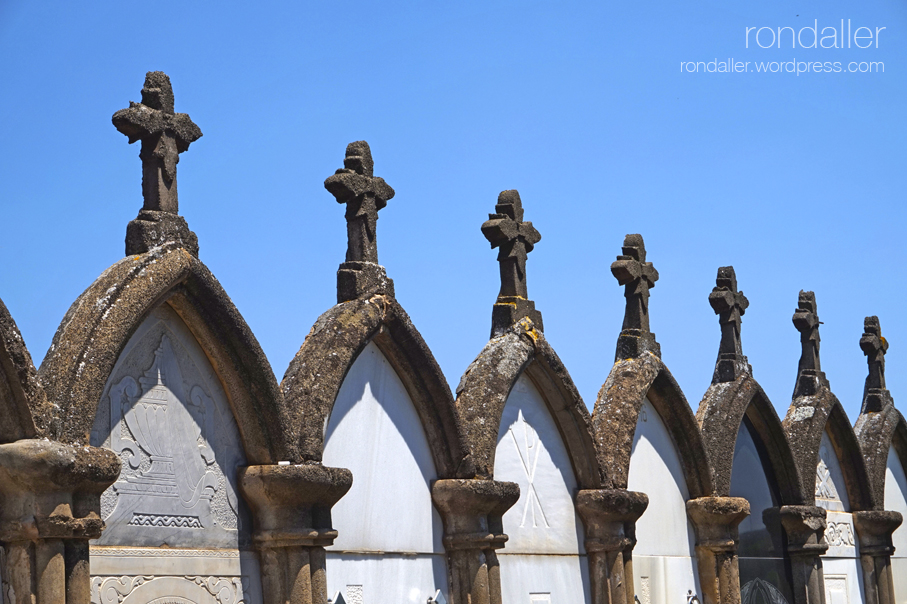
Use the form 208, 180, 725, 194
494, 374, 584, 554
90, 305, 250, 550
815, 431, 850, 513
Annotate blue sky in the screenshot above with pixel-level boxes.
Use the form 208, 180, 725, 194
1, 0, 904, 424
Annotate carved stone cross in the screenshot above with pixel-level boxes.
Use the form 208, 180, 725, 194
611, 234, 660, 359
481, 190, 541, 300
792, 290, 827, 396
709, 266, 750, 383
325, 141, 395, 265
112, 72, 202, 214
481, 190, 543, 336
860, 316, 888, 391
324, 141, 396, 303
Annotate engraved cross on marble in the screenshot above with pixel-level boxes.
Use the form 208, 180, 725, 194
324, 141, 397, 302
481, 190, 544, 335
611, 234, 660, 359
709, 266, 750, 383
112, 72, 202, 214
860, 316, 890, 412
792, 290, 827, 396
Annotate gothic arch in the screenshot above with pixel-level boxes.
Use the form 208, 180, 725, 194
282, 294, 474, 478
37, 244, 286, 464
592, 353, 713, 497
697, 375, 805, 505
784, 388, 875, 510
0, 297, 44, 441
455, 321, 603, 488
856, 404, 907, 510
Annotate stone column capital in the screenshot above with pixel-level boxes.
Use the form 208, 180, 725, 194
239, 462, 352, 548
576, 489, 648, 552
853, 510, 903, 556
779, 505, 829, 557
0, 439, 120, 542
687, 496, 750, 552
432, 479, 520, 550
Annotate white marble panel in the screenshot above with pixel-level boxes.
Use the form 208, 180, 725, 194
497, 553, 590, 604
628, 398, 700, 601
90, 548, 262, 604
90, 305, 249, 549
815, 431, 851, 513
326, 553, 447, 604
324, 342, 443, 554
821, 564, 863, 604
628, 398, 698, 557
494, 373, 584, 554
891, 558, 907, 604
633, 556, 700, 604
884, 446, 907, 557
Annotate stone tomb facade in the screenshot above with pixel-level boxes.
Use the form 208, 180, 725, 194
1, 72, 906, 604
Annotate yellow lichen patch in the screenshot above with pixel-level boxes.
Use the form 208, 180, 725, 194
517, 317, 539, 342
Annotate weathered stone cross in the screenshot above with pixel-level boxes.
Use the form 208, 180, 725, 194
325, 141, 395, 265
792, 290, 827, 396
112, 72, 202, 214
611, 234, 660, 359
860, 316, 888, 391
324, 141, 396, 302
482, 190, 541, 299
709, 266, 750, 382
481, 190, 543, 336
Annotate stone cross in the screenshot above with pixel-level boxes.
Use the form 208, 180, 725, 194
611, 234, 660, 359
793, 290, 822, 373
481, 190, 543, 335
112, 72, 202, 214
860, 316, 888, 391
481, 190, 541, 300
611, 234, 658, 333
324, 141, 395, 265
709, 266, 750, 383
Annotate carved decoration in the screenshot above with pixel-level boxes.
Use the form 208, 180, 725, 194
825, 521, 856, 548
508, 409, 550, 529
741, 578, 790, 604
90, 575, 248, 604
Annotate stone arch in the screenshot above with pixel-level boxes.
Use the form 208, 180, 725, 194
0, 298, 44, 441
697, 375, 805, 505
282, 294, 473, 478
593, 354, 713, 497
37, 244, 287, 464
455, 325, 602, 488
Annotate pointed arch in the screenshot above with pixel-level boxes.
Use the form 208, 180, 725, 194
593, 353, 713, 497
37, 243, 286, 464
0, 298, 44, 441
784, 387, 875, 510
697, 375, 805, 505
455, 321, 603, 488
856, 403, 907, 510
282, 294, 473, 477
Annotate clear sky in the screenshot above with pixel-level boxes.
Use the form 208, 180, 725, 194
1, 0, 904, 425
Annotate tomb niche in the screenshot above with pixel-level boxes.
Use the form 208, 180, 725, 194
697, 269, 802, 604
455, 191, 606, 604
282, 142, 478, 604
783, 292, 878, 604
35, 72, 320, 604
853, 317, 904, 604
594, 236, 715, 604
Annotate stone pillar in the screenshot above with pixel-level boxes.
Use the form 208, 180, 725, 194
239, 463, 353, 604
853, 510, 902, 604
687, 497, 750, 604
576, 489, 649, 604
780, 505, 828, 604
432, 479, 520, 604
0, 439, 120, 604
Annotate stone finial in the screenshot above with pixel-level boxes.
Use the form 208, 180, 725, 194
481, 190, 543, 336
792, 290, 827, 397
709, 266, 750, 383
860, 316, 890, 412
113, 72, 202, 257
324, 141, 396, 303
611, 234, 660, 360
